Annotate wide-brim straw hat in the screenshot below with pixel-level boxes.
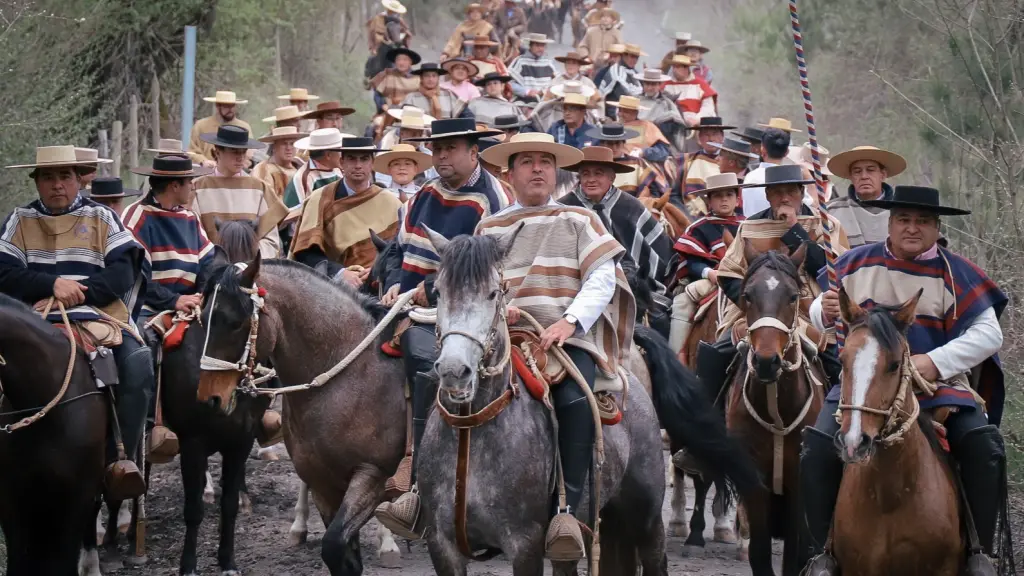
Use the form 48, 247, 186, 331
623, 43, 647, 56
480, 132, 584, 168
305, 101, 357, 119
554, 52, 591, 65
606, 44, 627, 55
859, 185, 971, 216
294, 128, 357, 151
259, 126, 309, 143
563, 145, 633, 174
278, 88, 320, 101
382, 0, 407, 14
465, 2, 485, 14
675, 31, 692, 42
522, 32, 554, 44
698, 172, 743, 196
549, 81, 596, 99
386, 106, 437, 130
199, 125, 266, 150
560, 93, 595, 109
670, 54, 694, 67
682, 39, 710, 53
405, 118, 503, 142
639, 68, 673, 83
827, 145, 907, 180
788, 142, 833, 176
202, 90, 247, 105
758, 117, 802, 133
373, 143, 433, 173
441, 58, 480, 77
74, 147, 113, 174
7, 145, 103, 170
607, 95, 649, 112
83, 177, 141, 199
262, 105, 309, 124
146, 138, 185, 155
465, 34, 499, 47
131, 154, 213, 178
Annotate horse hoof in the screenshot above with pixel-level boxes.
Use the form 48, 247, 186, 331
681, 544, 705, 558
101, 558, 124, 572
222, 571, 240, 576
239, 493, 253, 515
289, 529, 308, 546
257, 447, 279, 461
125, 554, 148, 566
713, 527, 737, 544
203, 491, 215, 505
377, 547, 401, 568
737, 539, 750, 561
667, 520, 689, 538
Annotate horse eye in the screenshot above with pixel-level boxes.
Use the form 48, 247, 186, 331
887, 361, 900, 373
790, 294, 799, 304
488, 289, 499, 301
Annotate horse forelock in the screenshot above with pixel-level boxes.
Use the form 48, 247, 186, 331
857, 304, 906, 357
743, 250, 799, 290
438, 235, 504, 300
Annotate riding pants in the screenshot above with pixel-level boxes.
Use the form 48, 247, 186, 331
112, 334, 155, 464
799, 396, 1006, 565
551, 345, 597, 517
402, 323, 439, 482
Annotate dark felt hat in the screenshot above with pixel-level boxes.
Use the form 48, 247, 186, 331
386, 47, 422, 65
744, 164, 814, 188
491, 114, 531, 130
474, 71, 513, 87
199, 125, 266, 150
337, 137, 384, 153
687, 116, 736, 131
83, 177, 141, 199
584, 122, 641, 142
707, 137, 759, 159
413, 62, 448, 76
403, 118, 503, 142
859, 185, 971, 216
731, 126, 766, 144
131, 155, 212, 178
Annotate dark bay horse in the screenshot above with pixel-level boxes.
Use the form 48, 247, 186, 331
419, 231, 761, 575
726, 244, 824, 576
0, 294, 108, 575
831, 289, 962, 575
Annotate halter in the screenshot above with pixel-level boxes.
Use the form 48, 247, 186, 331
435, 277, 512, 380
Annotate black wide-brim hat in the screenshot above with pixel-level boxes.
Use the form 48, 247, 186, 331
859, 185, 971, 216
742, 164, 814, 188
199, 125, 266, 150
731, 126, 765, 143
708, 137, 759, 159
131, 154, 213, 178
584, 123, 640, 142
83, 177, 141, 199
491, 114, 531, 129
404, 118, 503, 142
337, 136, 384, 153
413, 62, 448, 76
474, 72, 512, 87
688, 116, 736, 131
387, 47, 422, 65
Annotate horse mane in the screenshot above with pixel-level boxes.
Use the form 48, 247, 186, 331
0, 293, 41, 323
742, 250, 799, 291
437, 234, 504, 299
216, 219, 258, 264
858, 304, 907, 356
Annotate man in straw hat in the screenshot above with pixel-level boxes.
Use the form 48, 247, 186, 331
371, 47, 422, 112
681, 38, 712, 85
290, 137, 404, 286
83, 176, 142, 217
440, 58, 482, 103
192, 126, 288, 258
659, 31, 691, 73
560, 146, 675, 297
189, 91, 251, 168
465, 34, 510, 82
803, 186, 1006, 575
305, 101, 357, 131
663, 54, 717, 127
669, 172, 744, 360
583, 0, 621, 27
374, 143, 433, 201
147, 138, 187, 157
786, 142, 834, 208
607, 96, 672, 164
637, 68, 687, 150
470, 71, 527, 126
284, 128, 347, 212
367, 0, 412, 56
374, 118, 512, 538
548, 91, 599, 149
697, 164, 848, 406
823, 145, 907, 247
741, 120, 798, 215
548, 52, 598, 100
443, 3, 498, 60
473, 133, 633, 561
598, 43, 643, 120
1, 145, 152, 499
586, 123, 667, 198
576, 8, 622, 70
380, 106, 436, 149
262, 105, 308, 130
508, 32, 558, 102
493, 0, 528, 60
402, 63, 468, 120
278, 88, 320, 132
252, 126, 308, 201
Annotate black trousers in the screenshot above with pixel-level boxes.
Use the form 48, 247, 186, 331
551, 345, 597, 516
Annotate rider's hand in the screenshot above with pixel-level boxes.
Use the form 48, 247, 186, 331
911, 354, 940, 382
381, 284, 401, 306
412, 281, 429, 307
53, 278, 87, 307
774, 204, 799, 227
707, 270, 719, 285
506, 305, 521, 325
820, 289, 840, 326
341, 268, 365, 289
175, 294, 203, 313
540, 318, 576, 350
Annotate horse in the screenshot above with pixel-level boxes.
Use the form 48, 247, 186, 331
725, 244, 825, 576
829, 288, 963, 575
0, 294, 108, 575
196, 256, 409, 575
417, 231, 762, 575
638, 192, 691, 244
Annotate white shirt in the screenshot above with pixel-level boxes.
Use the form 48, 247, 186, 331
740, 161, 777, 216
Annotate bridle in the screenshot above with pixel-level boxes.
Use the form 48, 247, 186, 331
435, 277, 513, 382
836, 325, 919, 448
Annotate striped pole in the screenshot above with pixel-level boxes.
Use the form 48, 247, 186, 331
789, 0, 837, 290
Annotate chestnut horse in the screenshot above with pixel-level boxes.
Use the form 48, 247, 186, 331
639, 191, 690, 244
831, 288, 962, 575
726, 245, 824, 576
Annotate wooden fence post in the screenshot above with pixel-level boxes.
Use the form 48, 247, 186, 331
275, 26, 283, 82
98, 130, 109, 176
111, 121, 123, 178
150, 73, 161, 148
129, 95, 139, 188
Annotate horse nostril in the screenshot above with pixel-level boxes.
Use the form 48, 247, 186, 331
209, 396, 221, 409
457, 363, 472, 380
755, 353, 781, 380
860, 433, 873, 449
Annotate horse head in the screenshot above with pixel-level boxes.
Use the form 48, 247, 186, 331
428, 226, 520, 404
836, 287, 921, 463
215, 218, 259, 264
740, 240, 806, 383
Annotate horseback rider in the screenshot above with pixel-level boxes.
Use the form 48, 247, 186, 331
277, 88, 320, 133
711, 137, 758, 183
83, 177, 141, 218
669, 172, 744, 361
289, 137, 403, 283
440, 58, 483, 102
379, 106, 436, 149
476, 132, 633, 561
465, 35, 511, 84
370, 47, 422, 114
284, 128, 347, 213
373, 118, 512, 538
587, 123, 668, 199
251, 127, 308, 201
680, 39, 713, 85
607, 96, 672, 165
576, 9, 622, 71
0, 145, 152, 499
659, 31, 691, 73
492, 0, 528, 58
366, 0, 412, 56
824, 145, 907, 247
442, 3, 499, 61
304, 100, 356, 132
508, 33, 558, 103
731, 126, 765, 164
469, 71, 527, 126
598, 43, 643, 120
697, 165, 849, 402
191, 126, 289, 259
402, 63, 470, 120
547, 52, 598, 100
637, 68, 687, 152
663, 54, 717, 128
373, 143, 433, 202
742, 118, 801, 216
188, 91, 251, 168
802, 186, 1008, 573
547, 92, 599, 149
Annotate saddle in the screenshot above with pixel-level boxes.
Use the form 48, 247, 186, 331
146, 311, 194, 351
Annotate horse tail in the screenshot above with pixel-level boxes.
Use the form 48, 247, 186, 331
632, 325, 763, 499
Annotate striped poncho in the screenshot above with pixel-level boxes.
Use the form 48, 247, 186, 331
191, 174, 289, 259
508, 51, 557, 97
674, 214, 743, 282
0, 195, 143, 323
826, 241, 1008, 423
122, 196, 215, 314
476, 204, 635, 376
392, 164, 513, 292
283, 158, 343, 210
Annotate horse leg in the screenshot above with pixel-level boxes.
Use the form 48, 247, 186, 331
289, 481, 311, 546
179, 440, 207, 576
712, 481, 737, 543
216, 444, 249, 574
637, 510, 670, 576
238, 473, 252, 516
736, 503, 750, 561
745, 495, 776, 576
782, 493, 803, 576
79, 500, 102, 576
681, 474, 709, 556
667, 467, 689, 537
426, 532, 469, 576
321, 466, 384, 576
375, 522, 401, 568
204, 470, 215, 504
101, 498, 124, 571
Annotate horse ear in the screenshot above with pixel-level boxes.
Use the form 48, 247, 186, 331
894, 288, 923, 330
423, 226, 450, 254
239, 253, 261, 288
314, 260, 331, 277
788, 243, 807, 268
653, 190, 671, 209
369, 229, 388, 252
498, 223, 524, 258
838, 286, 865, 325
742, 238, 758, 264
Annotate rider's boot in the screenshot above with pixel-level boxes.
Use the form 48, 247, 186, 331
669, 290, 696, 364
956, 425, 1005, 562
256, 410, 284, 448
106, 341, 154, 501
799, 426, 842, 576
545, 395, 594, 562
375, 371, 436, 540
695, 337, 734, 404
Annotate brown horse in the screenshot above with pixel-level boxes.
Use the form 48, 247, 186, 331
726, 244, 824, 576
639, 192, 691, 243
831, 288, 962, 575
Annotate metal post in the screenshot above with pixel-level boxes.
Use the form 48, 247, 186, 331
181, 25, 197, 149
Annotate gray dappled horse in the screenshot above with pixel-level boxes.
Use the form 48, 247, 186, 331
419, 231, 762, 575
